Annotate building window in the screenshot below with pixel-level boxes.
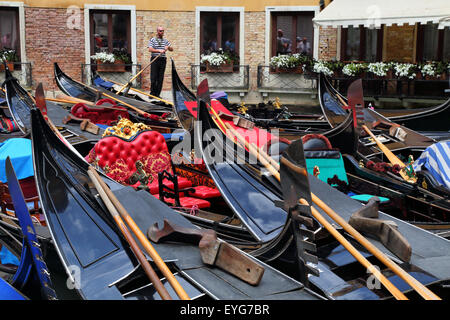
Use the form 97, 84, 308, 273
271, 12, 314, 57
341, 26, 382, 62
200, 12, 239, 57
0, 7, 20, 60
416, 23, 449, 62
89, 10, 131, 56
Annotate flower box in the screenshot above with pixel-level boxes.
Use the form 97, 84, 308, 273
205, 61, 234, 73
0, 62, 14, 72
270, 66, 303, 74
97, 59, 126, 72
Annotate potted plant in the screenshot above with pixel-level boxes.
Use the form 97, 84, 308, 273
435, 61, 448, 80
420, 61, 439, 80
201, 49, 238, 73
91, 51, 127, 72
393, 63, 417, 79
269, 53, 305, 74
312, 60, 334, 77
367, 62, 392, 79
0, 48, 18, 71
327, 61, 344, 77
112, 48, 132, 64
341, 62, 367, 77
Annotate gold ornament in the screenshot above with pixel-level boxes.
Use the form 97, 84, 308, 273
102, 117, 152, 140
238, 102, 248, 115
274, 97, 282, 109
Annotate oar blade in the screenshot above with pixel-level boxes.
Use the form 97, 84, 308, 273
346, 79, 365, 129
197, 78, 211, 107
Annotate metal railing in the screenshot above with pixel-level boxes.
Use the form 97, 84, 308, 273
0, 62, 32, 88
257, 65, 317, 92
190, 64, 250, 91
329, 76, 450, 100
81, 63, 143, 88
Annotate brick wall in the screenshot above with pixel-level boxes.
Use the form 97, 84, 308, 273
318, 26, 337, 61
244, 12, 265, 90
25, 7, 85, 92
136, 11, 195, 95
21, 8, 336, 100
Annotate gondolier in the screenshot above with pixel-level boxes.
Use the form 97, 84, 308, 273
148, 26, 173, 98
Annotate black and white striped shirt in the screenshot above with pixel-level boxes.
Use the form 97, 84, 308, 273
148, 37, 171, 58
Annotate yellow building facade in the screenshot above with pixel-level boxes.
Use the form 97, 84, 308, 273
0, 0, 446, 104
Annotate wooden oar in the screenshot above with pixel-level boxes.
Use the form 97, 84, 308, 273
336, 92, 417, 183
231, 130, 440, 300
222, 124, 406, 298
49, 95, 127, 111
116, 52, 163, 95
55, 94, 97, 106
88, 167, 190, 300
87, 168, 173, 300
361, 125, 417, 183
103, 77, 174, 106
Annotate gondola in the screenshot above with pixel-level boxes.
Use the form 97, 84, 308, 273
3, 67, 104, 147
91, 72, 173, 108
171, 59, 356, 150
320, 74, 450, 132
195, 95, 450, 300
319, 78, 450, 228
27, 99, 327, 300
54, 62, 175, 117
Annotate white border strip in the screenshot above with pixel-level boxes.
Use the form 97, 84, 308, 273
0, 2, 26, 63
195, 6, 245, 66
265, 6, 320, 63
84, 4, 137, 65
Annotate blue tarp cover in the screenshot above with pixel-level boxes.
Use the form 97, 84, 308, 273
0, 138, 34, 183
93, 76, 114, 89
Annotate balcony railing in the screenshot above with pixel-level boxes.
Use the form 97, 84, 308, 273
0, 62, 32, 89
81, 63, 143, 88
257, 65, 317, 93
329, 76, 450, 100
190, 64, 250, 91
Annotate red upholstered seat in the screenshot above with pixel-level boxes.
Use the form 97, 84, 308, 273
152, 193, 211, 209
87, 130, 220, 209
186, 185, 222, 199
88, 130, 192, 189
148, 176, 192, 194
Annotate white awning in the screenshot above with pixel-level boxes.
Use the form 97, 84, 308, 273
313, 0, 450, 29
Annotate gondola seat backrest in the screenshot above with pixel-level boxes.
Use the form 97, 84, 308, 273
302, 134, 389, 204
302, 134, 348, 184
87, 130, 220, 208
87, 130, 192, 190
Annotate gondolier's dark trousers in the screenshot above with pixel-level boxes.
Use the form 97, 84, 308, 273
150, 56, 167, 98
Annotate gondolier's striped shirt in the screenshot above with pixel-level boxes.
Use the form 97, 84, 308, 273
148, 37, 171, 58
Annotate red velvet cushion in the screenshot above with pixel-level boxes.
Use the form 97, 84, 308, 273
94, 131, 169, 173
188, 186, 221, 199
71, 103, 129, 125
91, 131, 193, 193
148, 176, 192, 194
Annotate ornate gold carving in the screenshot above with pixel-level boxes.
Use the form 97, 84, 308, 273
102, 117, 152, 139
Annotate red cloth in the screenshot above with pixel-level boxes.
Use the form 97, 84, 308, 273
70, 103, 129, 125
